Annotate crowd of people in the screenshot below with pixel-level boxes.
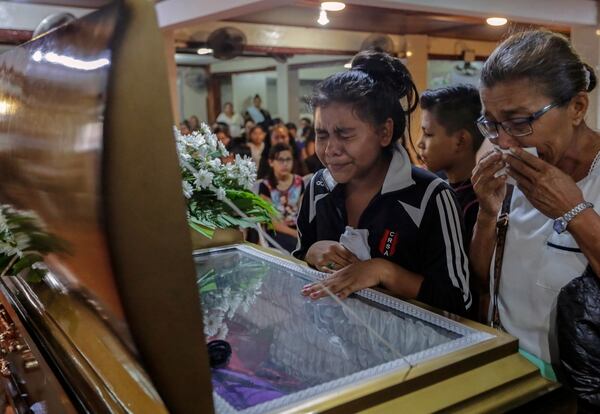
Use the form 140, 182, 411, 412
180, 29, 600, 411
180, 95, 323, 253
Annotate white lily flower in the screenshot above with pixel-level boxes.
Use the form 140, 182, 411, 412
194, 169, 214, 189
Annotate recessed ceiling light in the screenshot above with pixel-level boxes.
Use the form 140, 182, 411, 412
405, 51, 413, 57
321, 2, 345, 12
596, 29, 600, 36
317, 9, 329, 25
197, 48, 213, 55
486, 17, 508, 26
344, 62, 351, 69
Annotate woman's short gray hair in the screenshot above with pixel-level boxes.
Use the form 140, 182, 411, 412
481, 30, 596, 103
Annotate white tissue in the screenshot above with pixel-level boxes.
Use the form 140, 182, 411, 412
339, 226, 371, 261
493, 146, 538, 186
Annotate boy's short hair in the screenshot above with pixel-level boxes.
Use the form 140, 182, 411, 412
420, 84, 484, 151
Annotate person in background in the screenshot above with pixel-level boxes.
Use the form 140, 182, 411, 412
213, 124, 231, 148
240, 119, 255, 142
179, 120, 191, 135
188, 115, 200, 132
417, 84, 484, 245
259, 143, 305, 252
286, 122, 298, 141
244, 94, 273, 132
216, 102, 244, 138
470, 30, 600, 408
287, 122, 303, 155
296, 50, 471, 316
257, 125, 304, 179
248, 126, 266, 167
302, 129, 324, 174
299, 117, 313, 139
228, 138, 252, 160
417, 84, 484, 320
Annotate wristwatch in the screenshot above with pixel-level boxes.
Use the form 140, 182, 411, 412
553, 201, 594, 234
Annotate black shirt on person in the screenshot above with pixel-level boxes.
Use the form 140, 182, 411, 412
294, 144, 472, 316
449, 180, 478, 248
449, 180, 480, 320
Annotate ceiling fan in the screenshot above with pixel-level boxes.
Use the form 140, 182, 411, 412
178, 27, 293, 62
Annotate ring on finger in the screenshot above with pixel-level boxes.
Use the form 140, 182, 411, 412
326, 262, 336, 270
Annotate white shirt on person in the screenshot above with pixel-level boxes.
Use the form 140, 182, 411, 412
492, 161, 600, 364
216, 112, 244, 138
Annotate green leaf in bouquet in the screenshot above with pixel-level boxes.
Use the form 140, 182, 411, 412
216, 215, 232, 227
27, 233, 69, 255
190, 215, 218, 230
225, 189, 279, 220
189, 221, 215, 239
12, 254, 43, 275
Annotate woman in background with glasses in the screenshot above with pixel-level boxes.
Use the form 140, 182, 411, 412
259, 143, 305, 253
471, 30, 600, 410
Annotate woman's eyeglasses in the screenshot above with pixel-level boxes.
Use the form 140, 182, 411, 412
476, 101, 562, 140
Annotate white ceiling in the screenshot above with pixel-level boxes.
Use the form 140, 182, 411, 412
1, 0, 597, 32
157, 0, 598, 31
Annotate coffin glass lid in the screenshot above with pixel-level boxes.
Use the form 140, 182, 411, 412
194, 245, 493, 414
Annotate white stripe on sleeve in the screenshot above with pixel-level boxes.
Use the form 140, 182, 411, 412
436, 190, 472, 309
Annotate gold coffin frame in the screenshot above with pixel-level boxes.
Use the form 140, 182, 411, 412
0, 1, 215, 411
102, 0, 213, 412
200, 244, 557, 414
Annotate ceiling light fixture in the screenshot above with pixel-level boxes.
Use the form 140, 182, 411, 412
486, 17, 508, 26
197, 47, 213, 55
317, 9, 329, 25
344, 62, 351, 69
405, 51, 413, 57
321, 2, 345, 12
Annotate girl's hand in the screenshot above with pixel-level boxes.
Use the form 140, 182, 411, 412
471, 150, 507, 218
305, 240, 359, 273
301, 259, 386, 299
505, 147, 584, 218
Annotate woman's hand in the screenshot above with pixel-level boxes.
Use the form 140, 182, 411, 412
471, 150, 507, 218
301, 259, 384, 299
305, 240, 359, 273
505, 147, 584, 218
301, 259, 423, 300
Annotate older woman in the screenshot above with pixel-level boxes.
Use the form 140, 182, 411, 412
471, 30, 600, 407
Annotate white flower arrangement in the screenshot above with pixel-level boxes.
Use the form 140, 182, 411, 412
0, 204, 66, 282
175, 123, 277, 238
